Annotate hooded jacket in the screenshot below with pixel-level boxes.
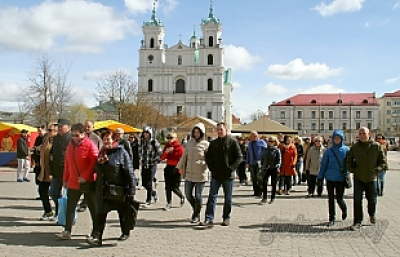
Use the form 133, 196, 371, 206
139, 127, 162, 168
177, 123, 210, 182
306, 145, 326, 176
161, 139, 184, 166
345, 136, 387, 183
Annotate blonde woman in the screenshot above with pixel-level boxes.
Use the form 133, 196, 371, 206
305, 136, 326, 197
293, 136, 304, 185
38, 124, 57, 220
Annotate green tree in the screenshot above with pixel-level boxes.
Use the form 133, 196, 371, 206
67, 103, 97, 124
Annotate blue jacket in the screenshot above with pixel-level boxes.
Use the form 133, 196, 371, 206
318, 130, 349, 182
246, 139, 267, 165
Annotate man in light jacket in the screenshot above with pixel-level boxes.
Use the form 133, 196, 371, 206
246, 131, 267, 197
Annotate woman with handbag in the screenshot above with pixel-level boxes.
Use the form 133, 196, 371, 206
258, 136, 281, 204
318, 130, 349, 226
56, 123, 98, 240
87, 130, 137, 246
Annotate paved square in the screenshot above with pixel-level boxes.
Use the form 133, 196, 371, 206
0, 152, 399, 257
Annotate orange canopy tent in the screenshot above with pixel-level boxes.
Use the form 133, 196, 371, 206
94, 120, 142, 133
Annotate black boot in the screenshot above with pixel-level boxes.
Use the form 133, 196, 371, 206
87, 237, 102, 246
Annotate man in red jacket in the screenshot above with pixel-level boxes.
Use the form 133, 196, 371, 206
160, 132, 185, 211
56, 123, 99, 240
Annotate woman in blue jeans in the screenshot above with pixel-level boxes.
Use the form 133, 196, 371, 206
375, 134, 387, 196
318, 130, 349, 227
176, 123, 209, 223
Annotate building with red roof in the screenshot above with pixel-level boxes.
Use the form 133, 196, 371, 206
268, 93, 379, 142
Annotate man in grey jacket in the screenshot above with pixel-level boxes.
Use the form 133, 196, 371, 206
17, 129, 30, 182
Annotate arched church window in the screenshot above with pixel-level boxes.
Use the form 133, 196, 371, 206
209, 36, 213, 47
148, 79, 153, 92
150, 38, 155, 48
178, 56, 182, 65
207, 79, 213, 91
175, 79, 185, 93
208, 54, 213, 65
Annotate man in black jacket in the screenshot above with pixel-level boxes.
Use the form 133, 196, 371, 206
17, 129, 30, 182
201, 123, 243, 227
49, 119, 71, 219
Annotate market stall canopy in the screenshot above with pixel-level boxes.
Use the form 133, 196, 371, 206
232, 118, 298, 134
94, 120, 142, 133
0, 122, 37, 133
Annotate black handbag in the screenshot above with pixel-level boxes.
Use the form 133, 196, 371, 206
104, 184, 126, 202
331, 149, 352, 189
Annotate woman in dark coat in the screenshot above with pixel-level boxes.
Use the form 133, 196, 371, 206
87, 130, 137, 247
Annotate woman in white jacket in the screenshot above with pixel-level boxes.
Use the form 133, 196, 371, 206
176, 123, 209, 223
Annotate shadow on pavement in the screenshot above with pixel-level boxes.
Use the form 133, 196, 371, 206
0, 216, 59, 227
108, 218, 195, 229
240, 222, 348, 234
0, 232, 90, 248
1, 205, 44, 211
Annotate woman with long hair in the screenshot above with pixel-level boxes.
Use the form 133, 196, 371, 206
278, 135, 297, 195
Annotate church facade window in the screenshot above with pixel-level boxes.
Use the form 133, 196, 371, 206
175, 79, 185, 93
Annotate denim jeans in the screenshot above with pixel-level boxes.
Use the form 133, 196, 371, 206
353, 179, 377, 225
205, 178, 234, 222
294, 157, 303, 184
49, 177, 63, 216
185, 181, 206, 218
326, 181, 347, 221
376, 171, 386, 196
249, 164, 262, 196
279, 176, 292, 191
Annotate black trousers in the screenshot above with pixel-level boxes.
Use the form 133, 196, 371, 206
66, 189, 97, 233
307, 175, 323, 195
262, 169, 278, 200
164, 165, 183, 204
96, 203, 129, 238
38, 181, 51, 213
326, 181, 347, 221
141, 165, 157, 203
238, 162, 247, 183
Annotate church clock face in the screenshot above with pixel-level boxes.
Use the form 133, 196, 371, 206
147, 54, 154, 63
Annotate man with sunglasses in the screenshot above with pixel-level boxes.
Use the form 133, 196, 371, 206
49, 119, 72, 221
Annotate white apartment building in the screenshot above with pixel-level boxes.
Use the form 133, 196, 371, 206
137, 3, 233, 130
268, 93, 379, 142
379, 90, 400, 137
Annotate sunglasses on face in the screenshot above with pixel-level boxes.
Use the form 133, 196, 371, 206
71, 133, 81, 138
167, 137, 173, 139
268, 141, 275, 143
377, 138, 382, 140
315, 140, 321, 142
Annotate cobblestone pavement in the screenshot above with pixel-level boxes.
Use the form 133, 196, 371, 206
0, 152, 399, 257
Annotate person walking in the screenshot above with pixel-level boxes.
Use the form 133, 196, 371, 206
49, 119, 71, 220
305, 136, 326, 197
86, 130, 137, 246
38, 124, 57, 220
77, 120, 103, 213
318, 130, 349, 226
200, 123, 242, 228
237, 137, 248, 186
176, 123, 210, 223
33, 126, 46, 189
160, 132, 185, 211
375, 134, 387, 197
139, 127, 162, 207
115, 128, 133, 160
56, 123, 98, 240
293, 136, 304, 185
246, 131, 266, 197
278, 135, 297, 195
346, 127, 387, 231
17, 129, 31, 182
259, 136, 281, 204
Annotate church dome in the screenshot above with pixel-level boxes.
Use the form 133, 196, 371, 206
143, 3, 163, 27
201, 4, 220, 25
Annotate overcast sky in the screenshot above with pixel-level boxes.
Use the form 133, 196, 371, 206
0, 0, 399, 122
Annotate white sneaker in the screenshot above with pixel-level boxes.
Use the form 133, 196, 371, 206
55, 231, 71, 240
164, 204, 171, 211
142, 202, 151, 208
40, 211, 54, 221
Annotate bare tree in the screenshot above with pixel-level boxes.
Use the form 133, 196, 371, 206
24, 53, 74, 125
96, 70, 138, 122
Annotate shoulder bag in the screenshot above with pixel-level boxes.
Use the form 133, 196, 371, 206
331, 148, 352, 189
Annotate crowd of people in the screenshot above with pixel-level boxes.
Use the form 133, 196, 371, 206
15, 119, 389, 246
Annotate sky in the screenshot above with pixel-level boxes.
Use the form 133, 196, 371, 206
0, 0, 399, 122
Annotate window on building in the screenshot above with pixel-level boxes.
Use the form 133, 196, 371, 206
320, 123, 325, 131
395, 101, 400, 106
209, 36, 213, 47
367, 123, 372, 130
280, 111, 285, 119
386, 128, 391, 133
178, 56, 182, 65
320, 111, 325, 119
297, 123, 302, 131
177, 106, 183, 114
207, 79, 213, 91
356, 122, 361, 130
329, 123, 334, 131
342, 123, 347, 130
387, 101, 392, 106
387, 119, 391, 124
356, 111, 361, 119
175, 79, 185, 93
297, 111, 302, 119
329, 111, 334, 119
207, 54, 214, 65
367, 111, 372, 119
311, 111, 316, 119
207, 112, 212, 119
387, 110, 391, 115
342, 110, 347, 119
148, 79, 153, 92
311, 123, 316, 131
150, 38, 155, 48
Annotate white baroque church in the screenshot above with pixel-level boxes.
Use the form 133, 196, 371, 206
137, 2, 233, 130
